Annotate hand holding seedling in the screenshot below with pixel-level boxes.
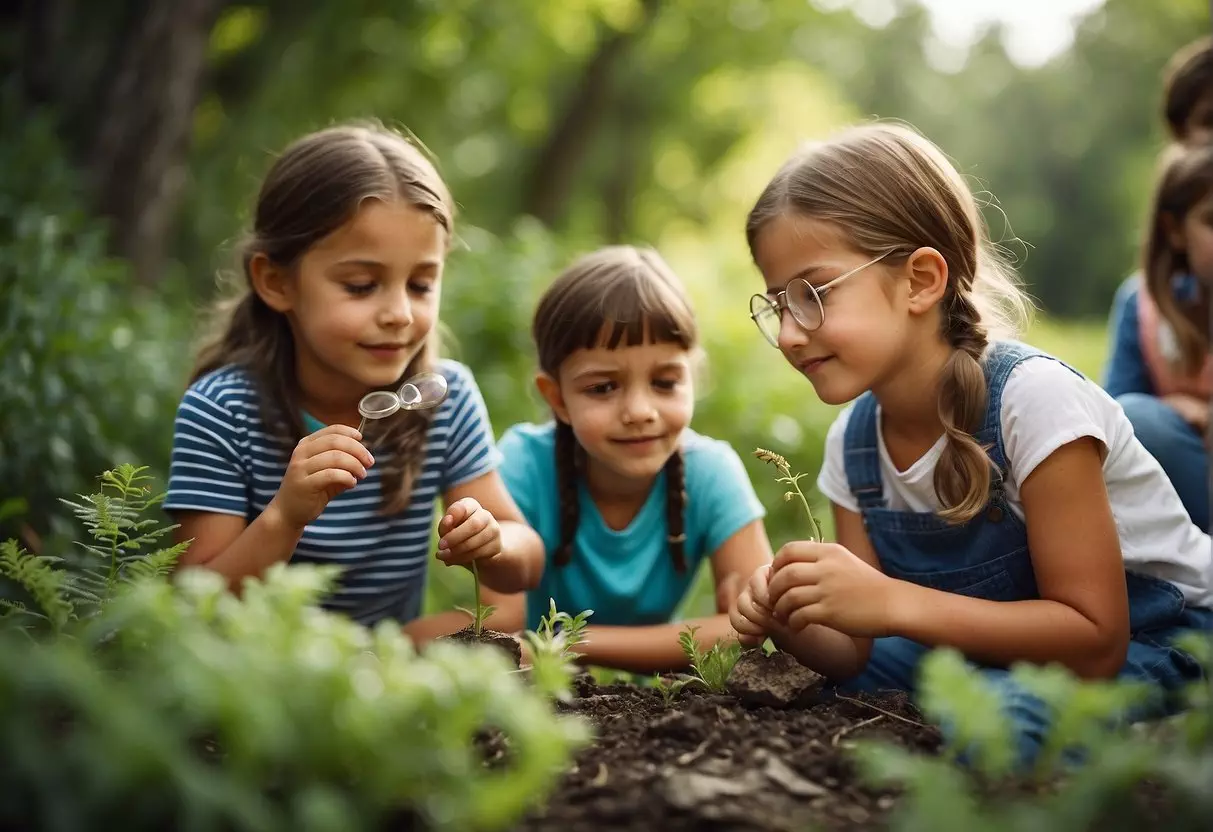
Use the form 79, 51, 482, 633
749, 446, 897, 639
730, 564, 786, 647
436, 497, 501, 566
270, 425, 374, 530
767, 541, 897, 637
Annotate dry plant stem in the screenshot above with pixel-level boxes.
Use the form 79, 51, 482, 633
833, 693, 925, 728
831, 715, 883, 747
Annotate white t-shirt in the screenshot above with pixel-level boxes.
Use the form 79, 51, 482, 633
817, 356, 1213, 609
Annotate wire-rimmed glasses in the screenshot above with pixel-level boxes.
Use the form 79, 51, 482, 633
749, 250, 896, 347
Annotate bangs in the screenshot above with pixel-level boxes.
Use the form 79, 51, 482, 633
535, 249, 698, 372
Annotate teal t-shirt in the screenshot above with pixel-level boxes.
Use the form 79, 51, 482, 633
498, 421, 766, 630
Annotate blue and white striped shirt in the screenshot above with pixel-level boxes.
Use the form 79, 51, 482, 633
164, 359, 502, 626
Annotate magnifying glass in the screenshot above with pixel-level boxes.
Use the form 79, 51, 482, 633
356, 371, 449, 434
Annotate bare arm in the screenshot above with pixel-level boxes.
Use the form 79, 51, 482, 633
171, 506, 302, 593
888, 437, 1129, 679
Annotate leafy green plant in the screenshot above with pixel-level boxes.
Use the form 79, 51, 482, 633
0, 464, 187, 635
854, 640, 1213, 831
653, 674, 693, 706
522, 598, 594, 702
754, 447, 823, 540
0, 562, 590, 832
677, 624, 741, 694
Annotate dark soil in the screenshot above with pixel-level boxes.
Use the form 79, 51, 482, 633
440, 625, 522, 668
507, 673, 1204, 832
512, 674, 942, 832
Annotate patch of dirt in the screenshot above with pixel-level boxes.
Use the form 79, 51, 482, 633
440, 626, 522, 668
512, 674, 943, 832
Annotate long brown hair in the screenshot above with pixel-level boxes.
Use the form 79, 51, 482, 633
532, 246, 698, 571
192, 120, 455, 514
746, 123, 1032, 525
1143, 141, 1213, 375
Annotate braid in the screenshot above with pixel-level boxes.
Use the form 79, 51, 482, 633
553, 420, 581, 567
664, 450, 688, 573
934, 290, 995, 524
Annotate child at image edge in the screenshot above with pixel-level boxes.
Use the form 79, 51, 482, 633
163, 121, 544, 641
732, 122, 1213, 769
1101, 35, 1213, 530
487, 246, 775, 673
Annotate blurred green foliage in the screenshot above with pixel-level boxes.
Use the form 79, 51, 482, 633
0, 466, 588, 831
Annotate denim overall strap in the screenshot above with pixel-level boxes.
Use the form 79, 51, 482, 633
842, 392, 884, 509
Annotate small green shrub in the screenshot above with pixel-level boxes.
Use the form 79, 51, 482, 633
522, 598, 594, 703
0, 464, 187, 635
854, 642, 1213, 831
0, 465, 590, 831
678, 624, 742, 694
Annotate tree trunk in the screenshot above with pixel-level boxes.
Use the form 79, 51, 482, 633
522, 0, 660, 227
86, 0, 226, 285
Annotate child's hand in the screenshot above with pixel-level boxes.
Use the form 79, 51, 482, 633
436, 497, 501, 566
729, 564, 782, 647
270, 425, 373, 531
1163, 393, 1210, 432
767, 541, 898, 638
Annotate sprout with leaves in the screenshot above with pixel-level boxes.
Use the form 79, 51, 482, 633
754, 447, 823, 540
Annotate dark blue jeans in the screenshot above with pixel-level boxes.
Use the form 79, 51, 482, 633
1117, 392, 1209, 532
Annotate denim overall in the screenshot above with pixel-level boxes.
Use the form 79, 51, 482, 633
835, 340, 1213, 768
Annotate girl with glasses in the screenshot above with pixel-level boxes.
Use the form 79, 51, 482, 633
732, 123, 1212, 771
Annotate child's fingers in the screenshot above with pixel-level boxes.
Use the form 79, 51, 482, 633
771, 583, 825, 622
438, 506, 491, 550
441, 538, 502, 566
301, 449, 369, 480
300, 434, 375, 469
736, 632, 766, 648
766, 562, 820, 605
442, 497, 481, 531
304, 468, 359, 493
438, 524, 499, 565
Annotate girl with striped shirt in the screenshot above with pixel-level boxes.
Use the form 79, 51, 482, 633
164, 122, 544, 640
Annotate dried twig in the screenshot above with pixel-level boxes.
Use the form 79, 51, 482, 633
832, 715, 883, 747
833, 693, 925, 728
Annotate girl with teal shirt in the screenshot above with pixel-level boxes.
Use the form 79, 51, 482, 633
489, 246, 775, 673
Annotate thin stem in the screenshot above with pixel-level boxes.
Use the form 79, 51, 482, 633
782, 471, 822, 541
470, 560, 483, 637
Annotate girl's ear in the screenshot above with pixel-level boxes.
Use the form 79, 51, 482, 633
535, 372, 571, 424
904, 246, 949, 315
249, 252, 295, 313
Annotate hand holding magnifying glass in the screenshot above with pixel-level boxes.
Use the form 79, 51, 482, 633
356, 371, 449, 435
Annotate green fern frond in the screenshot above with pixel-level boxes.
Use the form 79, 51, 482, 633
124, 542, 189, 582
0, 540, 74, 632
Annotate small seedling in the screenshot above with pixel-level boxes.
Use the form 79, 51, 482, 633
754, 447, 822, 540
455, 561, 496, 637
678, 625, 741, 694
522, 599, 593, 701
653, 674, 692, 706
